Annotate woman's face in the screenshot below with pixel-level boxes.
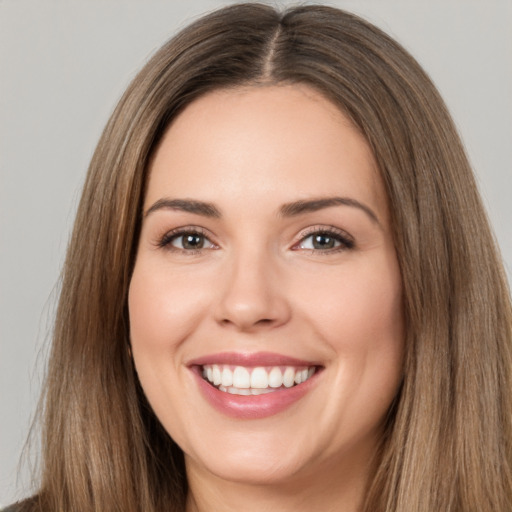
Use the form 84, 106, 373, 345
129, 85, 404, 487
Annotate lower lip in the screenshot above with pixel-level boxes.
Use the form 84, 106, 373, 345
192, 368, 320, 419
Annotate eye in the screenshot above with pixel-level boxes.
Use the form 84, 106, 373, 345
159, 228, 216, 253
171, 232, 213, 250
295, 227, 354, 252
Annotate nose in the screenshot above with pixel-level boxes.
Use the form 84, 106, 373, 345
214, 248, 291, 332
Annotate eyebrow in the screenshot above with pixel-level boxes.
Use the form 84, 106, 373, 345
145, 198, 221, 218
279, 197, 380, 225
144, 196, 380, 225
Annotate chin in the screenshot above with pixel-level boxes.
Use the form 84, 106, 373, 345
197, 456, 304, 486
185, 434, 311, 486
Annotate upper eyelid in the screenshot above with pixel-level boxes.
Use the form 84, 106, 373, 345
157, 225, 215, 248
162, 225, 210, 237
292, 225, 356, 252
155, 224, 354, 249
295, 225, 354, 242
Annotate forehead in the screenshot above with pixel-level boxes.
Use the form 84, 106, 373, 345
146, 84, 388, 222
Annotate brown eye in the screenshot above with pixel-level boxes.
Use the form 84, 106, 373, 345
174, 233, 206, 250
160, 229, 216, 252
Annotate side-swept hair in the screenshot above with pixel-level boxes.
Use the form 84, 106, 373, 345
23, 4, 511, 511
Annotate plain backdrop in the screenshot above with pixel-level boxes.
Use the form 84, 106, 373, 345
1, 0, 511, 506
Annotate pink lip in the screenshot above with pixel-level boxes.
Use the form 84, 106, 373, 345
188, 352, 322, 420
188, 351, 321, 367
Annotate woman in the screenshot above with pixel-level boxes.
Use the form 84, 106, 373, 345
9, 3, 512, 511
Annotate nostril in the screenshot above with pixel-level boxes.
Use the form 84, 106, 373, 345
220, 317, 275, 328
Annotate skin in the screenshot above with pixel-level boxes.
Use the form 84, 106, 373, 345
129, 84, 404, 512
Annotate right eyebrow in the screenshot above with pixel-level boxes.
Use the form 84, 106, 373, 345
144, 198, 221, 219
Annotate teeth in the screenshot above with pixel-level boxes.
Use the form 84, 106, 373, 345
219, 385, 276, 396
250, 367, 268, 388
229, 387, 251, 395
295, 368, 308, 385
268, 367, 283, 388
283, 367, 295, 388
212, 365, 222, 386
202, 364, 317, 393
251, 388, 274, 395
221, 367, 233, 387
233, 366, 250, 388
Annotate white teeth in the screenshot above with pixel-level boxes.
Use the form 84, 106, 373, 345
219, 386, 276, 396
268, 367, 283, 388
295, 368, 308, 384
221, 367, 233, 387
230, 387, 250, 395
202, 364, 317, 393
233, 366, 251, 389
251, 388, 274, 395
250, 367, 268, 388
283, 367, 295, 388
212, 365, 222, 386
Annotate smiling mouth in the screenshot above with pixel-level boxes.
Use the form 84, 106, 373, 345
201, 364, 318, 396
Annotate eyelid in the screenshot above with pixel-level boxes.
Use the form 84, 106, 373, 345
292, 225, 355, 251
154, 224, 354, 254
156, 225, 218, 252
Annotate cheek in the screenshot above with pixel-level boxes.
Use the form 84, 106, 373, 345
128, 261, 211, 353
302, 259, 402, 347
297, 253, 404, 412
127, 262, 202, 435
309, 258, 404, 432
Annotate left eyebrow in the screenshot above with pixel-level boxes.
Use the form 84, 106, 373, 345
279, 197, 380, 226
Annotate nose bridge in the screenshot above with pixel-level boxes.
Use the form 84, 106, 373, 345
215, 241, 290, 331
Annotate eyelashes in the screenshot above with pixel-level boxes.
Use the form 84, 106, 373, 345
293, 226, 355, 253
156, 225, 355, 255
157, 226, 217, 253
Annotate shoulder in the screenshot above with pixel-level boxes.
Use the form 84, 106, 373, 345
2, 497, 38, 512
2, 506, 21, 512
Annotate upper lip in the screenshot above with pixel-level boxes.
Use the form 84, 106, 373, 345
187, 351, 321, 368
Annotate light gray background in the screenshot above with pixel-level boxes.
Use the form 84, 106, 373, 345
1, 0, 510, 506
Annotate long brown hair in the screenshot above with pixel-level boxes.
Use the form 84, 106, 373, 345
23, 4, 512, 511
